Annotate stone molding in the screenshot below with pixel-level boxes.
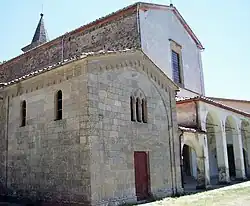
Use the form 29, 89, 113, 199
3, 51, 177, 100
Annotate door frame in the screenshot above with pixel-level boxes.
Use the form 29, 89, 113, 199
134, 151, 151, 200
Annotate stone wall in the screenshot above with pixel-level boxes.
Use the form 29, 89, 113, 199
1, 59, 92, 205
0, 7, 139, 83
85, 52, 182, 205
0, 50, 182, 205
0, 96, 7, 195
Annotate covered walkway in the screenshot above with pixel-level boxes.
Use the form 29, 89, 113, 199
177, 96, 250, 191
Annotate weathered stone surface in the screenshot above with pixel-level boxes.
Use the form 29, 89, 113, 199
85, 52, 181, 205
218, 167, 230, 184
0, 8, 139, 83
0, 50, 181, 205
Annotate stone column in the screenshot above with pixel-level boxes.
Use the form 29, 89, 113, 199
216, 124, 230, 184
196, 134, 210, 189
241, 126, 250, 177
196, 156, 206, 189
233, 125, 246, 179
245, 139, 250, 177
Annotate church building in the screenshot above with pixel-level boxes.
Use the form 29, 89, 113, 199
0, 2, 184, 206
1, 1, 249, 205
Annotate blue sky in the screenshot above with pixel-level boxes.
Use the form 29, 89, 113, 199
1, 0, 249, 100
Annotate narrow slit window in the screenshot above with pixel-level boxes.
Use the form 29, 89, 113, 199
172, 50, 182, 84
136, 97, 142, 122
21, 100, 26, 127
142, 99, 147, 123
130, 96, 135, 121
55, 90, 63, 120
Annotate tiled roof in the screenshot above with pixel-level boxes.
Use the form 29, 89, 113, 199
208, 96, 250, 103
176, 95, 250, 118
1, 1, 203, 67
175, 96, 199, 101
0, 49, 135, 88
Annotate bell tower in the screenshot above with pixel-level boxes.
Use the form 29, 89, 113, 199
21, 13, 49, 52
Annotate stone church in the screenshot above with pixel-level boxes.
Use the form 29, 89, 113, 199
0, 2, 185, 206
1, 1, 249, 205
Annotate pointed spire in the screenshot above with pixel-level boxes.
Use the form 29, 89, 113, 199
21, 13, 49, 52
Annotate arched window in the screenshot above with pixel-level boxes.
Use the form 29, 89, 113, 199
142, 99, 147, 123
130, 96, 135, 121
21, 100, 26, 127
136, 97, 142, 122
130, 89, 147, 123
55, 90, 63, 120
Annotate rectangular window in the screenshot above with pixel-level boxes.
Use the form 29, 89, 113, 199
21, 101, 26, 127
172, 50, 182, 84
55, 90, 63, 120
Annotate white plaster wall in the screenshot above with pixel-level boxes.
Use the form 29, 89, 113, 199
177, 88, 200, 98
139, 8, 205, 96
208, 148, 218, 177
190, 148, 197, 178
199, 101, 250, 131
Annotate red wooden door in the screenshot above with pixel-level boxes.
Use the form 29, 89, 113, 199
134, 151, 149, 200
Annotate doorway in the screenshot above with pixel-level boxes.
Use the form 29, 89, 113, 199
227, 144, 236, 177
182, 144, 191, 176
134, 151, 150, 201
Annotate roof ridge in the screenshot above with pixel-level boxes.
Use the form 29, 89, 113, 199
0, 2, 139, 67
0, 48, 137, 88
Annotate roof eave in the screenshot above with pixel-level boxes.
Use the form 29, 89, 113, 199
172, 7, 204, 50
177, 97, 250, 118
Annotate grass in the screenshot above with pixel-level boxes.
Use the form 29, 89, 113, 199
141, 181, 250, 206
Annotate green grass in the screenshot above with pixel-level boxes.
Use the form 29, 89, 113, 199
141, 181, 250, 206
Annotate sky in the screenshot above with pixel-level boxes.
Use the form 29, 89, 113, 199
1, 0, 250, 100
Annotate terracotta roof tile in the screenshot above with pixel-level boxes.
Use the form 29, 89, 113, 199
176, 95, 250, 118
0, 49, 135, 88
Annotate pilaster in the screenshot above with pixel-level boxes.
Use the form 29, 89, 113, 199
233, 123, 246, 180
196, 133, 210, 189
217, 121, 230, 184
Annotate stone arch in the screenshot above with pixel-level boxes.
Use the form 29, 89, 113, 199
181, 132, 204, 181
117, 69, 171, 128
182, 133, 203, 158
241, 120, 250, 177
97, 68, 172, 147
132, 88, 146, 99
205, 111, 222, 179
130, 88, 148, 123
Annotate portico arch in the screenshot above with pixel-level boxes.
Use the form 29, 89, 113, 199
206, 111, 230, 184
182, 136, 203, 176
206, 112, 221, 180
181, 132, 207, 188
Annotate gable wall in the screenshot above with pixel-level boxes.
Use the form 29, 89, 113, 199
139, 6, 205, 96
85, 53, 182, 205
